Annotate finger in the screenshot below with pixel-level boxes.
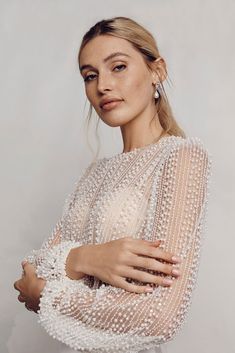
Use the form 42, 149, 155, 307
32, 307, 39, 314
18, 294, 26, 303
14, 280, 21, 292
117, 278, 156, 294
135, 238, 162, 247
133, 242, 182, 264
131, 256, 181, 278
21, 260, 27, 268
25, 302, 30, 310
121, 267, 176, 287
25, 302, 34, 311
150, 239, 163, 245
23, 262, 35, 276
154, 248, 182, 263
131, 239, 163, 256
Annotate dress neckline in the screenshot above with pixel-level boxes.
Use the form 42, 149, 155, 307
103, 135, 176, 161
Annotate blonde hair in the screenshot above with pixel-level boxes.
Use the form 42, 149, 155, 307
78, 16, 186, 159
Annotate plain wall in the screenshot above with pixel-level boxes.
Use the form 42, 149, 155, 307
0, 0, 234, 352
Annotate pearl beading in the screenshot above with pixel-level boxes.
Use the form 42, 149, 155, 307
23, 135, 212, 353
35, 240, 84, 281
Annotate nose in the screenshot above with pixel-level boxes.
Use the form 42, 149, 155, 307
97, 71, 112, 93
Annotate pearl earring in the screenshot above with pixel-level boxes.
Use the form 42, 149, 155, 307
154, 82, 160, 99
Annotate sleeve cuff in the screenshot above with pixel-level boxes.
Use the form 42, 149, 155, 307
35, 240, 83, 281
23, 249, 40, 268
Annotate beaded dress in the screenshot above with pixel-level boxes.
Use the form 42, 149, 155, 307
24, 135, 212, 353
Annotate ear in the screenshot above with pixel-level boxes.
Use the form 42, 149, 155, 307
150, 56, 167, 83
152, 71, 158, 85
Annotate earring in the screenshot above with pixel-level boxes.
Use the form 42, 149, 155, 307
154, 82, 160, 99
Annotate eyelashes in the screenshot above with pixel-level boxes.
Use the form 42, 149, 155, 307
84, 74, 96, 82
84, 64, 127, 82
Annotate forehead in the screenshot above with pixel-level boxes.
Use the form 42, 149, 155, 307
79, 35, 139, 65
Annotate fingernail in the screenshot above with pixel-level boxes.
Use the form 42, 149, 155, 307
164, 278, 173, 285
172, 269, 180, 276
145, 287, 153, 293
21, 260, 27, 266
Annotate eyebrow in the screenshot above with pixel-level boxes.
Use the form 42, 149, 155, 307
79, 52, 131, 73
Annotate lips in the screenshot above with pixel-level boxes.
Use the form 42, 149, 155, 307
101, 100, 123, 111
100, 98, 123, 109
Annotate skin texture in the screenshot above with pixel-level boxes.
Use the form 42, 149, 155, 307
14, 34, 181, 307
79, 34, 168, 152
66, 238, 182, 294
14, 261, 46, 313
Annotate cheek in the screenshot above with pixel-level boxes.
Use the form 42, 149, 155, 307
123, 70, 152, 103
123, 82, 151, 116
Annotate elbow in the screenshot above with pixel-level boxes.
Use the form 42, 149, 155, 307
147, 308, 190, 343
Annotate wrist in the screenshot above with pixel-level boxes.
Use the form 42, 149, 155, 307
77, 244, 96, 276
33, 278, 46, 302
35, 240, 84, 281
65, 245, 89, 280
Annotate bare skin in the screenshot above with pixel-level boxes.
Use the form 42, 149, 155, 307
14, 34, 182, 308
14, 261, 46, 313
79, 34, 168, 152
13, 237, 182, 312
66, 237, 182, 294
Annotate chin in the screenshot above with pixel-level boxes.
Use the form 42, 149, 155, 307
99, 114, 129, 127
97, 104, 136, 126
101, 119, 123, 127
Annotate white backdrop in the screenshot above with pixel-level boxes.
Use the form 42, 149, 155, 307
1, 1, 234, 352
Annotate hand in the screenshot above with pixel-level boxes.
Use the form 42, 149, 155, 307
14, 261, 46, 313
65, 247, 87, 280
66, 237, 182, 294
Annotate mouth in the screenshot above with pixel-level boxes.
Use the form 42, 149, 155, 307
101, 100, 123, 111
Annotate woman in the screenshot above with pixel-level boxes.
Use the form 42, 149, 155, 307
14, 16, 212, 353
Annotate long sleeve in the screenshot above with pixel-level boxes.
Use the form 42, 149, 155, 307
23, 161, 95, 278
36, 138, 212, 353
23, 218, 63, 270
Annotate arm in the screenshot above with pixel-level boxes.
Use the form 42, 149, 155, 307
23, 219, 63, 269
37, 138, 212, 353
23, 162, 96, 278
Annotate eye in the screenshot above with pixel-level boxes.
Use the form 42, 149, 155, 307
84, 64, 126, 83
84, 74, 97, 82
113, 64, 126, 71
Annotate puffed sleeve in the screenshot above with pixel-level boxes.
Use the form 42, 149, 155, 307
36, 138, 212, 353
23, 162, 95, 279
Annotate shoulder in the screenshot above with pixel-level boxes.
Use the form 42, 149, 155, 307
166, 136, 212, 164
158, 136, 213, 182
166, 135, 208, 151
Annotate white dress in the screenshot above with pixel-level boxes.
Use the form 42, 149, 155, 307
24, 135, 212, 353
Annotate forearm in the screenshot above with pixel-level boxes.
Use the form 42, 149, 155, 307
23, 220, 63, 268
65, 244, 97, 280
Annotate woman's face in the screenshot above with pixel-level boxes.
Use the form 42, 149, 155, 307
79, 35, 160, 127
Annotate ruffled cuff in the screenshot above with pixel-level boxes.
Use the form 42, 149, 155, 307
35, 241, 83, 281
23, 249, 40, 268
